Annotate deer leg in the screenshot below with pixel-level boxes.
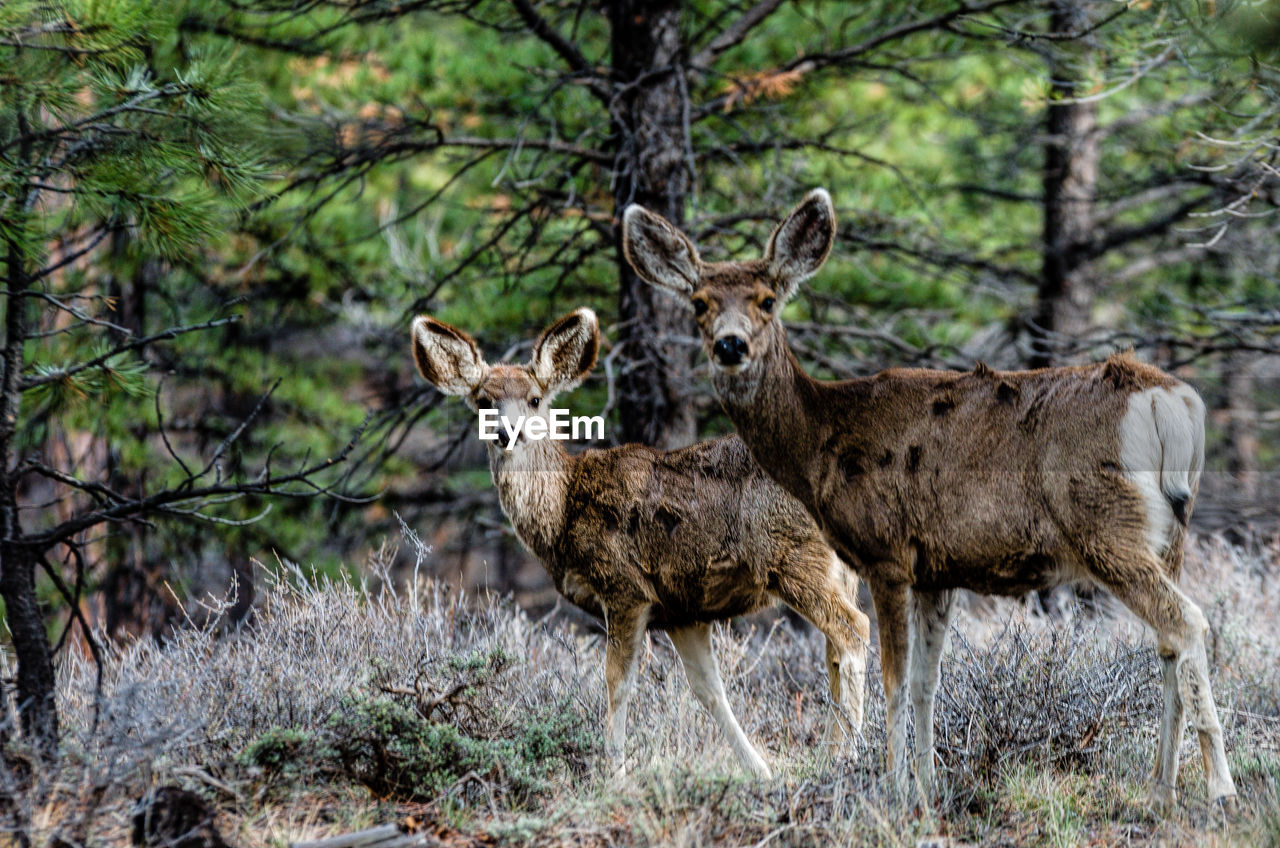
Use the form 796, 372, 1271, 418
909, 588, 955, 799
870, 582, 912, 798
603, 605, 649, 773
668, 623, 772, 779
1149, 644, 1186, 809
823, 620, 869, 742
828, 559, 871, 739
774, 551, 870, 749
1108, 570, 1236, 806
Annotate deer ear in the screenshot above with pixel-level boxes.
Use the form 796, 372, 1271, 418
532, 308, 599, 396
765, 188, 836, 301
411, 316, 487, 395
622, 205, 701, 297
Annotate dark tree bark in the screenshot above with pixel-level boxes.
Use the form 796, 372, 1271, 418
608, 0, 698, 449
1032, 0, 1100, 367
1223, 351, 1259, 499
1, 227, 58, 755
0, 539, 57, 754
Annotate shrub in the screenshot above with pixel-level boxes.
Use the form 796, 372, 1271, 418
233, 646, 592, 804
239, 727, 326, 777
263, 691, 593, 804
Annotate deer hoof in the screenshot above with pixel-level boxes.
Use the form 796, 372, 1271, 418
1146, 781, 1176, 812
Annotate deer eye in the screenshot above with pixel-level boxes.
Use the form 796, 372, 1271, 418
760, 297, 776, 314
530, 396, 541, 408
692, 298, 709, 317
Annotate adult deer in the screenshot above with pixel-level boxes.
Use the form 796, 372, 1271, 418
622, 190, 1236, 808
410, 307, 870, 778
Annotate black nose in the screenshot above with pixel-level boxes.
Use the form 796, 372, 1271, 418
713, 335, 748, 366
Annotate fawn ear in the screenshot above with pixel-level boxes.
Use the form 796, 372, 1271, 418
622, 204, 701, 298
411, 315, 487, 395
765, 188, 836, 302
532, 308, 599, 396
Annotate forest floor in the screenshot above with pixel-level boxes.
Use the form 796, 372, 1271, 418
19, 533, 1280, 847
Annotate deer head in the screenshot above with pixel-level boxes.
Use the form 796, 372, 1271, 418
622, 189, 836, 380
410, 308, 599, 452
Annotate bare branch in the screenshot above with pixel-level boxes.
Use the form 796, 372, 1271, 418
20, 316, 242, 391
201, 379, 281, 481
442, 134, 610, 164
693, 0, 1027, 116
1083, 193, 1212, 260
508, 0, 609, 103
691, 0, 788, 68
38, 551, 104, 733
17, 414, 372, 550
30, 227, 112, 280
953, 3, 1129, 43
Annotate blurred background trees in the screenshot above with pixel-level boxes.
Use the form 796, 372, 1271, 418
2, 0, 1278, 744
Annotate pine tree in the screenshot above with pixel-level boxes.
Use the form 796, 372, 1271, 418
0, 0, 358, 754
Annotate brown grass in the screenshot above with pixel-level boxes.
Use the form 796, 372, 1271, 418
3, 533, 1277, 847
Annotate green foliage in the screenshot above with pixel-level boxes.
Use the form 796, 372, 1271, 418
27, 349, 152, 411
325, 694, 590, 803
237, 647, 591, 805
0, 0, 389, 593
239, 727, 325, 777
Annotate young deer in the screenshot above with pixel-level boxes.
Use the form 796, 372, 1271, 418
622, 191, 1237, 809
410, 307, 870, 778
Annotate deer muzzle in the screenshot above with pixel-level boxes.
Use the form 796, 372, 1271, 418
713, 335, 749, 368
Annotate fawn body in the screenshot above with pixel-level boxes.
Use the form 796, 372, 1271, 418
410, 308, 870, 778
622, 190, 1237, 808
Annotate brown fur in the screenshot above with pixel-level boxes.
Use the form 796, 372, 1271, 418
410, 308, 870, 778
622, 191, 1237, 806
716, 347, 1174, 597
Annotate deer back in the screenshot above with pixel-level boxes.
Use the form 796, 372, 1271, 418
553, 435, 823, 629
767, 355, 1185, 594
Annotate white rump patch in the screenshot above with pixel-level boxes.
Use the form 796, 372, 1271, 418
1118, 385, 1206, 555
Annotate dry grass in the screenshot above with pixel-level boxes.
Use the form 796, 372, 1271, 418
3, 533, 1278, 847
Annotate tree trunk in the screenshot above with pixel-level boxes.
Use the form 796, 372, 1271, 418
1223, 351, 1259, 500
0, 537, 57, 754
607, 0, 698, 449
1032, 1, 1101, 616
1, 231, 58, 755
1032, 0, 1100, 368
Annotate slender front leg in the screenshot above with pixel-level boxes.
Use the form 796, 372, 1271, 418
773, 550, 870, 752
604, 604, 650, 773
668, 623, 773, 779
870, 582, 912, 798
909, 589, 955, 799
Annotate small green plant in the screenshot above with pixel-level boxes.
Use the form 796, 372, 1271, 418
229, 642, 592, 806
239, 727, 324, 776
325, 697, 492, 799
323, 694, 590, 803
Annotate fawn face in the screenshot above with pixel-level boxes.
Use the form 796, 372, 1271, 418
622, 189, 836, 376
410, 308, 599, 453
471, 366, 545, 451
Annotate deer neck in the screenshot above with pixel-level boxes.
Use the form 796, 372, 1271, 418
488, 436, 573, 563
712, 327, 831, 505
